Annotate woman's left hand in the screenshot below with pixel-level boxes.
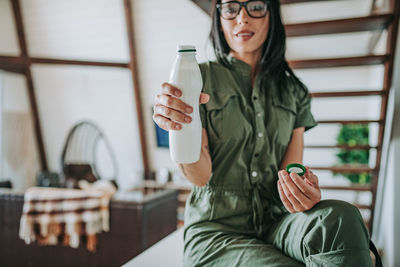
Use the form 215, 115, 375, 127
277, 167, 321, 213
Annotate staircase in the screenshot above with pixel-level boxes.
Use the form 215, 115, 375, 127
192, 0, 400, 233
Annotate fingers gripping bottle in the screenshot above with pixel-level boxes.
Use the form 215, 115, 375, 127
169, 45, 203, 163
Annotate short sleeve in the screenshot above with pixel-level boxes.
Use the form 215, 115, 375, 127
199, 104, 207, 129
294, 83, 318, 131
199, 62, 209, 129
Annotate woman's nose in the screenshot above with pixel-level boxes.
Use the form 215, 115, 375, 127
236, 6, 249, 24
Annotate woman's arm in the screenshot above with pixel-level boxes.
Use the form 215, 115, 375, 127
279, 127, 305, 169
177, 128, 212, 187
277, 127, 321, 213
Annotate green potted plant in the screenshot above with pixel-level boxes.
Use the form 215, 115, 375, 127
334, 124, 371, 184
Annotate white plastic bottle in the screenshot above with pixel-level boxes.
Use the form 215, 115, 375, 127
169, 45, 203, 163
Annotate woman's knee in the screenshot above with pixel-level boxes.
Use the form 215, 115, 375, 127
305, 199, 370, 249
315, 199, 363, 222
316, 199, 360, 216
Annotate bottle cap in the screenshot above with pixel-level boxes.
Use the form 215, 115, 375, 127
177, 45, 196, 53
286, 163, 306, 176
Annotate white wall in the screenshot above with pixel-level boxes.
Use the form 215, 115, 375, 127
0, 71, 40, 191
375, 90, 400, 267
0, 0, 19, 55
0, 71, 3, 178
21, 0, 129, 62
381, 143, 397, 267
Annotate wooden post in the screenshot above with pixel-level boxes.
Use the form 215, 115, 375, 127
123, 0, 150, 179
10, 0, 48, 171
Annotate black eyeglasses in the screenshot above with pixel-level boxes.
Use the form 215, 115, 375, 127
217, 0, 269, 20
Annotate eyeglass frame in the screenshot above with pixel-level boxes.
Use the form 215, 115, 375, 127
216, 0, 270, 20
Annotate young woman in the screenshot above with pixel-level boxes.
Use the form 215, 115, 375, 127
153, 0, 373, 266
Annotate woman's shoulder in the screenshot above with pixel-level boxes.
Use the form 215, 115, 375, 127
198, 60, 237, 95
282, 72, 310, 100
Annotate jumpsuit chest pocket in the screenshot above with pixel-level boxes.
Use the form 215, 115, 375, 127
270, 96, 297, 145
206, 91, 252, 144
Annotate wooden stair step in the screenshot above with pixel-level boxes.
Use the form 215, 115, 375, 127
354, 204, 371, 210
305, 145, 377, 150
320, 185, 372, 191
310, 166, 375, 173
310, 90, 385, 98
316, 119, 381, 124
286, 14, 393, 37
289, 55, 388, 69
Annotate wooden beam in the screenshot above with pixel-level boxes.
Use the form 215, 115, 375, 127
10, 0, 27, 57
0, 55, 25, 74
289, 55, 389, 69
29, 57, 129, 68
0, 55, 130, 70
191, 0, 212, 15
123, 0, 150, 179
24, 68, 49, 170
286, 14, 393, 37
11, 0, 48, 171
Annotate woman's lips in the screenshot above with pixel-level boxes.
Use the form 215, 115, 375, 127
235, 31, 254, 41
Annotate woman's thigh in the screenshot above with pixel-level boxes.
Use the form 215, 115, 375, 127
184, 229, 304, 267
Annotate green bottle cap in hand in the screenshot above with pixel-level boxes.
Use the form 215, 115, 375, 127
286, 163, 306, 177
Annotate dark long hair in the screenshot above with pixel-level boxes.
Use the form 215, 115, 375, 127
210, 0, 305, 95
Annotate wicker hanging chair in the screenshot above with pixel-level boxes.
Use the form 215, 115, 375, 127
60, 121, 118, 188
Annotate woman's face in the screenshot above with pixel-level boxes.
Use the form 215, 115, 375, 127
220, 0, 270, 57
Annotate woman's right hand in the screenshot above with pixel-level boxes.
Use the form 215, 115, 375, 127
153, 82, 210, 131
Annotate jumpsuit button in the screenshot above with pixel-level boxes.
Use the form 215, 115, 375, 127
257, 112, 262, 117
254, 153, 259, 157
258, 132, 263, 138
253, 96, 258, 101
252, 171, 258, 177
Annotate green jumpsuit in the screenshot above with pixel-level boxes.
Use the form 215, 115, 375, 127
183, 56, 373, 267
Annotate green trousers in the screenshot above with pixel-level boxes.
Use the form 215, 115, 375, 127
184, 199, 373, 267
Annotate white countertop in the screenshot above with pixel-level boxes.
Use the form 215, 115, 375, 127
122, 227, 184, 267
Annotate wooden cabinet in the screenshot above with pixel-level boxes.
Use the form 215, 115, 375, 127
138, 181, 192, 228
